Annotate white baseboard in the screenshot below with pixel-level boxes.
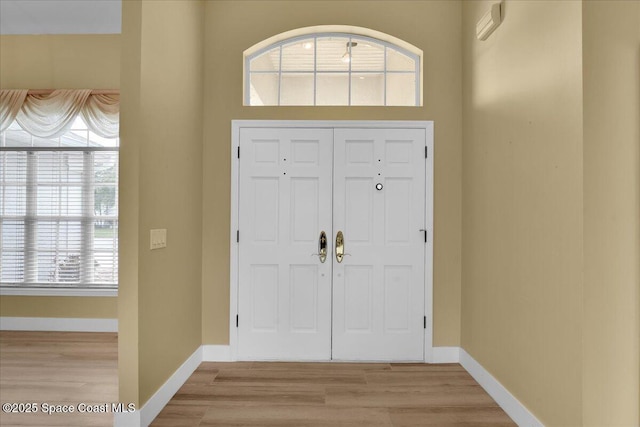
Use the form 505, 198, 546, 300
202, 344, 231, 361
114, 344, 232, 427
459, 348, 544, 427
113, 409, 140, 427
114, 346, 203, 427
429, 346, 460, 363
0, 317, 117, 332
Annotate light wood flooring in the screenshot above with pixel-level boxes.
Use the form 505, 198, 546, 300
152, 361, 516, 427
0, 331, 118, 427
0, 332, 515, 426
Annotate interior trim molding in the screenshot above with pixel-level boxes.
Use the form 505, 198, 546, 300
115, 346, 203, 427
0, 287, 117, 297
0, 316, 117, 332
428, 346, 460, 363
459, 348, 544, 427
112, 407, 140, 427
202, 344, 232, 361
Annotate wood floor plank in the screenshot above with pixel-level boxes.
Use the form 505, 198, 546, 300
365, 370, 479, 386
199, 405, 393, 426
0, 331, 118, 427
172, 383, 327, 406
182, 370, 219, 385
213, 368, 367, 386
389, 363, 465, 372
199, 361, 255, 370
388, 406, 516, 426
325, 384, 499, 408
250, 361, 392, 371
0, 412, 113, 427
150, 403, 209, 427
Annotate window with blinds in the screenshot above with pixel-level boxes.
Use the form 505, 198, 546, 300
0, 118, 118, 291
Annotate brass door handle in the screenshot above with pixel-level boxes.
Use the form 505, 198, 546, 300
335, 231, 350, 263
311, 231, 328, 263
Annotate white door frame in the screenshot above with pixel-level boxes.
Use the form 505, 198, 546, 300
229, 120, 434, 362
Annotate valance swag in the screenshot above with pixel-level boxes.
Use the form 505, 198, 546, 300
0, 89, 119, 138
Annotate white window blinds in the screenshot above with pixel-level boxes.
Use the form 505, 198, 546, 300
1, 118, 118, 290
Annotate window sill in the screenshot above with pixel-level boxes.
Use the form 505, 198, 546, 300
0, 287, 117, 297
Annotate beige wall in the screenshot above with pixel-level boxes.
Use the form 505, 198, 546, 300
0, 35, 120, 89
202, 0, 463, 347
582, 1, 640, 425
0, 34, 120, 319
461, 1, 584, 425
0, 296, 116, 318
119, 0, 205, 406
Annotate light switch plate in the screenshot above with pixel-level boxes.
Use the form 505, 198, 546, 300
150, 229, 167, 250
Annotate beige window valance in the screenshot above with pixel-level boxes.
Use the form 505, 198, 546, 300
0, 89, 119, 138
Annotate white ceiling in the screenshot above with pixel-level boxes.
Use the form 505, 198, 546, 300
0, 0, 121, 35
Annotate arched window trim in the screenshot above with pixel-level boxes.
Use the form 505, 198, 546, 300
244, 26, 423, 106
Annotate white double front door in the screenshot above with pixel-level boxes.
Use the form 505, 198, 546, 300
237, 125, 428, 361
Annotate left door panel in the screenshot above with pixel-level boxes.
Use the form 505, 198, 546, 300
238, 128, 333, 360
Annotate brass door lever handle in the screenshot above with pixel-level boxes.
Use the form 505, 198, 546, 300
311, 231, 328, 263
335, 231, 351, 263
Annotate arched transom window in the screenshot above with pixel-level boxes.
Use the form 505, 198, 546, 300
245, 28, 422, 106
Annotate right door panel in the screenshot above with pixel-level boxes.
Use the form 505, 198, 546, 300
332, 128, 426, 361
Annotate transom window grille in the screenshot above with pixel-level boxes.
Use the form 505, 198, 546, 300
0, 117, 118, 290
245, 33, 421, 106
